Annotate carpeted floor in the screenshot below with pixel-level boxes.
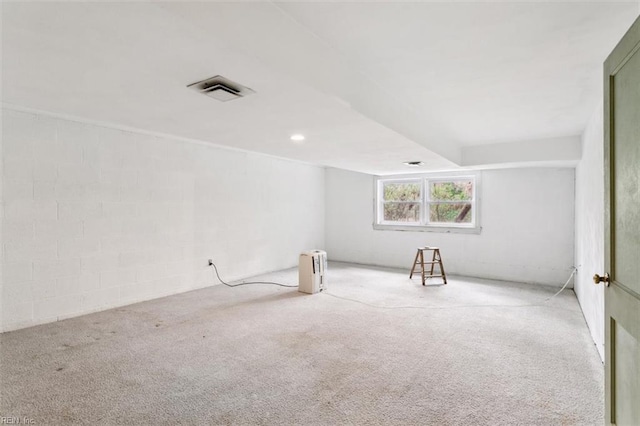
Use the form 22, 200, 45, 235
0, 262, 603, 425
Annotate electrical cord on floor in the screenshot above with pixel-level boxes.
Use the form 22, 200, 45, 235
209, 261, 298, 288
209, 259, 578, 310
322, 267, 578, 311
543, 267, 577, 301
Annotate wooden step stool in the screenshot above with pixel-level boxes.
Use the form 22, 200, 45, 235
410, 247, 447, 285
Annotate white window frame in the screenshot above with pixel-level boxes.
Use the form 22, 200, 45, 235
377, 178, 424, 227
373, 172, 481, 234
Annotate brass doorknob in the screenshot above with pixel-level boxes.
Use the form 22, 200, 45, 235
593, 273, 610, 286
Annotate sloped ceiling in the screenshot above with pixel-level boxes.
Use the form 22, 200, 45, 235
2, 1, 638, 174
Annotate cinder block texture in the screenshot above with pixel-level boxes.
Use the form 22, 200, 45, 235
1, 110, 325, 331
325, 167, 575, 287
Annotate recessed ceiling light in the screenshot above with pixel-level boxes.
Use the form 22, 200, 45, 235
290, 134, 305, 142
403, 161, 424, 167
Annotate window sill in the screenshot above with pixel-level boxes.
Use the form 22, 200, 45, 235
372, 223, 482, 234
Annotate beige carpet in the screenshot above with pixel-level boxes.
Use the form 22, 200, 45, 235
0, 262, 603, 425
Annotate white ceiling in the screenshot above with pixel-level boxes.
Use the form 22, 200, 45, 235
2, 1, 638, 174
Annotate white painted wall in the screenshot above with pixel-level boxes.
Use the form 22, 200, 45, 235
574, 104, 605, 361
461, 136, 581, 167
0, 109, 325, 332
325, 167, 575, 286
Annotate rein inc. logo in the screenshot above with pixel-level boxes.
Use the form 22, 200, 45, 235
1, 417, 35, 425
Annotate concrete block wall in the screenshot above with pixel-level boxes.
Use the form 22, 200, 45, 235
325, 167, 576, 287
0, 109, 325, 332
574, 104, 605, 361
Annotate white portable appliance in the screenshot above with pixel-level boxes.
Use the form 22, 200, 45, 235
298, 250, 327, 294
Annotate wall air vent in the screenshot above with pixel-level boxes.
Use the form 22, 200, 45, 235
187, 75, 255, 102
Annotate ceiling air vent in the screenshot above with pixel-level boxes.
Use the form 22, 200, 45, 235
187, 75, 255, 102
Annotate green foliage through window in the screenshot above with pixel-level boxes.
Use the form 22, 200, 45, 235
378, 177, 476, 227
430, 181, 472, 201
429, 180, 473, 223
382, 181, 421, 222
429, 203, 472, 223
384, 202, 421, 222
383, 183, 421, 201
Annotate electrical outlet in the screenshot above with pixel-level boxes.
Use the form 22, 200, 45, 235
208, 259, 213, 266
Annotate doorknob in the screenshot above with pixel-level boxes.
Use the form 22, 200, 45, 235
593, 273, 610, 286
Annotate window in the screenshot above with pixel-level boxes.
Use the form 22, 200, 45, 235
375, 174, 480, 233
380, 180, 422, 224
427, 179, 473, 224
